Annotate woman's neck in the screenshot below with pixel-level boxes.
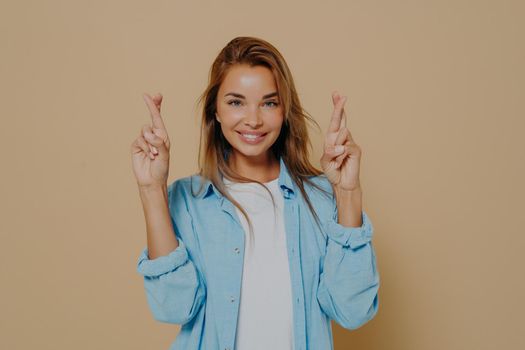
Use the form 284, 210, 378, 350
228, 152, 280, 183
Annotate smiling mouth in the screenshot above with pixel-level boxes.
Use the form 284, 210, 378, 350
236, 131, 268, 143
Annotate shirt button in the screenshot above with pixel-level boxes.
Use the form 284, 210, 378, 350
230, 296, 235, 303
234, 247, 240, 254
296, 297, 300, 304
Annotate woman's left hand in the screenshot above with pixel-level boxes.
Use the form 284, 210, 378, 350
320, 91, 362, 192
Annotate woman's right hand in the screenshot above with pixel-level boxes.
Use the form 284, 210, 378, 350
131, 93, 171, 189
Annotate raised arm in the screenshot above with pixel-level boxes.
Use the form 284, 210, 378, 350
131, 93, 206, 325
316, 91, 380, 329
131, 92, 178, 258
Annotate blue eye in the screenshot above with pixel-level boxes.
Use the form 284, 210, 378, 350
227, 99, 242, 106
264, 101, 279, 107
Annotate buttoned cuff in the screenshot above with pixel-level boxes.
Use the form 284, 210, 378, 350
137, 238, 189, 277
322, 211, 374, 249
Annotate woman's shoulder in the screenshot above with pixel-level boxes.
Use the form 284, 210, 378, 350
167, 174, 210, 201
167, 173, 198, 187
304, 173, 334, 197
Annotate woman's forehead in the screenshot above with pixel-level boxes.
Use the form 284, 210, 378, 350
219, 65, 277, 99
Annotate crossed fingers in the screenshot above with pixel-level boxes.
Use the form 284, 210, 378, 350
328, 92, 355, 145
141, 93, 170, 156
143, 93, 167, 131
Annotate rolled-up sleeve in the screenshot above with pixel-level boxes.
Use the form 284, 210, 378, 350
137, 238, 206, 325
136, 181, 206, 325
316, 210, 380, 330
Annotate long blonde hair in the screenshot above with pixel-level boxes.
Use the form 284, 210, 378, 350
192, 36, 331, 247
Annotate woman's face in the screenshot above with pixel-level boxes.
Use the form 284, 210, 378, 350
215, 64, 284, 164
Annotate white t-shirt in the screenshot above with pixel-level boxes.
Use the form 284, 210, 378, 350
224, 177, 295, 350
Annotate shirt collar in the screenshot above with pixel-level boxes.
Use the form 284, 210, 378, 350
192, 156, 296, 200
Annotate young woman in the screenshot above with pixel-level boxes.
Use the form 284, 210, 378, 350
131, 36, 379, 350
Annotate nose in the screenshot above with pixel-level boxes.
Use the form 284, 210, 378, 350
244, 106, 263, 128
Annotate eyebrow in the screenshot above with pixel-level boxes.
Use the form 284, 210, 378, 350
224, 92, 278, 99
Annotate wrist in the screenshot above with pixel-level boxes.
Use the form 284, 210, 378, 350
138, 183, 167, 197
334, 190, 363, 228
333, 185, 362, 198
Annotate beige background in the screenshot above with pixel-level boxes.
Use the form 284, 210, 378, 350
1, 0, 523, 349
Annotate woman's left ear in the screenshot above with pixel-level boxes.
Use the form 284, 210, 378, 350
215, 113, 221, 123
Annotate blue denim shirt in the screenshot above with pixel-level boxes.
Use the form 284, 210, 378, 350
136, 156, 380, 350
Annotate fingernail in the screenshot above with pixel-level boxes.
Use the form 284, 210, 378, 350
152, 146, 158, 154
335, 145, 344, 153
